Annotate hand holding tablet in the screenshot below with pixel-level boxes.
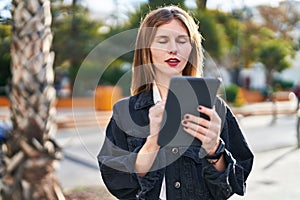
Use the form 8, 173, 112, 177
157, 76, 221, 147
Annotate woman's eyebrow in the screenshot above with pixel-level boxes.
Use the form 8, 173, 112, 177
177, 35, 190, 39
155, 35, 189, 38
154, 35, 169, 39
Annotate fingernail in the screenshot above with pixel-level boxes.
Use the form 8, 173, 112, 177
198, 106, 202, 110
184, 115, 189, 119
182, 120, 187, 125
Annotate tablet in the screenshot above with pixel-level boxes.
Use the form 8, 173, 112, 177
157, 76, 221, 147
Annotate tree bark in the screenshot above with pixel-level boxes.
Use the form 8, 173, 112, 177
2, 0, 65, 199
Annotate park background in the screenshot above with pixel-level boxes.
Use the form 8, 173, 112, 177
0, 0, 300, 199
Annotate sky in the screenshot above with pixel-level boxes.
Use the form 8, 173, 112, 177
0, 0, 10, 19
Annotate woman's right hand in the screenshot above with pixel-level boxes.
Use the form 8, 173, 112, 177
148, 100, 166, 139
135, 100, 166, 176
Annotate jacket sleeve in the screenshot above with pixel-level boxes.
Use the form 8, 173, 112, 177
202, 107, 254, 199
98, 118, 141, 199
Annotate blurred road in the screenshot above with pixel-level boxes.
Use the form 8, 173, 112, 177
230, 114, 300, 200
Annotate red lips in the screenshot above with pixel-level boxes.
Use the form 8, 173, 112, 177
165, 58, 180, 67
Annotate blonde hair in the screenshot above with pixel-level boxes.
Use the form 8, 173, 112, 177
131, 6, 203, 95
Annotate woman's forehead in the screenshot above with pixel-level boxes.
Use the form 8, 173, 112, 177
155, 19, 189, 36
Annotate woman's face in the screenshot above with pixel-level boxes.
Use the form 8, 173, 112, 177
150, 19, 192, 81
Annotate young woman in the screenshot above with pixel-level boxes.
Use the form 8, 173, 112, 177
98, 6, 254, 200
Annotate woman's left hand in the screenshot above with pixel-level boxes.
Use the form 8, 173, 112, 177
181, 105, 221, 154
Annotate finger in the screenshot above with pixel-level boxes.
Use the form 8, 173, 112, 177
183, 114, 210, 128
183, 126, 206, 142
182, 120, 208, 136
182, 120, 219, 140
199, 106, 222, 125
197, 105, 214, 119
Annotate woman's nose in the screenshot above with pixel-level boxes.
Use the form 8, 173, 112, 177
168, 41, 178, 55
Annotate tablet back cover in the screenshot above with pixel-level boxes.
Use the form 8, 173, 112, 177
157, 76, 221, 147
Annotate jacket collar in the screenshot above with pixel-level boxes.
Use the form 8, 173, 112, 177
134, 88, 155, 110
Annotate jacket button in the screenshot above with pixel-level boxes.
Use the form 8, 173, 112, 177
171, 147, 178, 154
174, 181, 181, 189
136, 190, 142, 199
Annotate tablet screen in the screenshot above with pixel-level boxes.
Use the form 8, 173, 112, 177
157, 76, 221, 147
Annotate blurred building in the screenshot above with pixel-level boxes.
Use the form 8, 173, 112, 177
239, 63, 266, 89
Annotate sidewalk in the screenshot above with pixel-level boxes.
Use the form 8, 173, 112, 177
230, 146, 300, 200
231, 99, 298, 117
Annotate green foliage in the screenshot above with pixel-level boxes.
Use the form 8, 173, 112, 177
212, 10, 241, 48
224, 84, 239, 103
99, 60, 125, 85
0, 24, 11, 95
51, 4, 105, 82
125, 0, 186, 30
257, 38, 294, 88
193, 10, 229, 60
0, 23, 10, 37
99, 60, 131, 96
240, 25, 275, 68
201, 10, 247, 68
257, 39, 293, 72
148, 0, 185, 9
273, 79, 294, 91
126, 4, 149, 29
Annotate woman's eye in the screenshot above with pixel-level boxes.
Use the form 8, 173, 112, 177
157, 40, 168, 44
178, 40, 187, 44
177, 36, 190, 44
177, 38, 189, 44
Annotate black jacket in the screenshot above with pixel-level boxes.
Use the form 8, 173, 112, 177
98, 89, 254, 200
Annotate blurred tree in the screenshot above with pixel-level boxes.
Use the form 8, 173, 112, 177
239, 22, 275, 68
196, 0, 207, 10
51, 2, 103, 84
210, 10, 243, 69
2, 0, 64, 199
148, 0, 185, 9
0, 2, 12, 95
213, 10, 240, 48
257, 4, 300, 40
0, 24, 11, 95
193, 10, 228, 61
257, 39, 293, 88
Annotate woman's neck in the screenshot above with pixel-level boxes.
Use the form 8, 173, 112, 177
155, 78, 170, 100
157, 85, 168, 100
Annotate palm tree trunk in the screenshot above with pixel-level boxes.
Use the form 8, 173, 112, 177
196, 0, 207, 10
2, 0, 65, 199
